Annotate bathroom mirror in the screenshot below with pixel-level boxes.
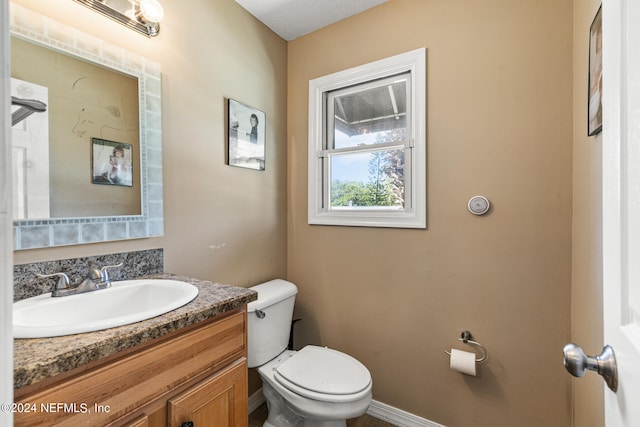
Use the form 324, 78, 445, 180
10, 4, 163, 250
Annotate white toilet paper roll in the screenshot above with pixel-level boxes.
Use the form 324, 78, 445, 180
449, 348, 477, 376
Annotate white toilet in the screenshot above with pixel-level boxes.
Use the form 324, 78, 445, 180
247, 279, 372, 427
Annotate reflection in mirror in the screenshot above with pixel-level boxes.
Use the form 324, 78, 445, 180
11, 78, 50, 219
10, 4, 163, 250
12, 37, 141, 219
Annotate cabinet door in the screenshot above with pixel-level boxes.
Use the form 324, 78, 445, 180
168, 359, 248, 427
122, 415, 149, 427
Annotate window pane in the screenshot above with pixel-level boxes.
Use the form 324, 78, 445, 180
308, 48, 425, 228
331, 73, 409, 149
329, 148, 405, 209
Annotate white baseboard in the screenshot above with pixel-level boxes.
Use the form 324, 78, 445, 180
249, 388, 266, 413
367, 400, 445, 427
248, 389, 443, 427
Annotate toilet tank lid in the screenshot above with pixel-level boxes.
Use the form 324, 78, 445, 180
248, 279, 298, 312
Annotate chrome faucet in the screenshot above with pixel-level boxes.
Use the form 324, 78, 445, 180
37, 263, 124, 297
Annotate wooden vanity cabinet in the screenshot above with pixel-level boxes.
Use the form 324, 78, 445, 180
14, 308, 249, 427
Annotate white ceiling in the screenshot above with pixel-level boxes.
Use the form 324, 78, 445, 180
234, 0, 389, 41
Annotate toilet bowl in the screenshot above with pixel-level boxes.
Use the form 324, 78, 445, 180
247, 280, 372, 427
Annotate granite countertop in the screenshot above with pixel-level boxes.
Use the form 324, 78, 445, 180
14, 274, 257, 390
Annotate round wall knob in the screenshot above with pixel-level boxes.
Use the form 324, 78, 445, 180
468, 196, 490, 215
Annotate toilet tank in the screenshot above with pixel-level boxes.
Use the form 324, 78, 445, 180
247, 279, 298, 368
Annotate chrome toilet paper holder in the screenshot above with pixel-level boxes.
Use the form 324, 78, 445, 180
444, 330, 488, 363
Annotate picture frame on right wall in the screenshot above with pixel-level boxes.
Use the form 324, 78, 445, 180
227, 98, 266, 171
588, 5, 603, 136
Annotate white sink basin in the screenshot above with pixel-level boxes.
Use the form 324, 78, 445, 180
13, 279, 199, 339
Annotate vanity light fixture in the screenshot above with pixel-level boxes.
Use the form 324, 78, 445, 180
73, 0, 165, 37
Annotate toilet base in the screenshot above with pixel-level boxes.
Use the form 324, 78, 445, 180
261, 380, 348, 427
264, 421, 346, 427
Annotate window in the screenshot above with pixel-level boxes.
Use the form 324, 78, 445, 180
308, 48, 426, 228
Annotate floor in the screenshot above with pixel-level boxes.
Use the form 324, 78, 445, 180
248, 403, 397, 427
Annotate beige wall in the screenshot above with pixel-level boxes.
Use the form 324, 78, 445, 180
571, 0, 604, 426
11, 0, 288, 287
287, 1, 573, 425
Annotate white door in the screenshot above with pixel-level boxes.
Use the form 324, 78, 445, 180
0, 1, 13, 426
602, 0, 640, 424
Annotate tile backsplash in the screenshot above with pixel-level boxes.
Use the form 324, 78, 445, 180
13, 248, 163, 301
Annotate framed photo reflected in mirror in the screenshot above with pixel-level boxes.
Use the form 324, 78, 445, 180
92, 138, 133, 187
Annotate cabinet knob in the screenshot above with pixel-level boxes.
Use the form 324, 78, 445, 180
180, 422, 194, 427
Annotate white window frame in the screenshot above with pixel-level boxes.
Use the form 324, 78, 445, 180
308, 48, 426, 228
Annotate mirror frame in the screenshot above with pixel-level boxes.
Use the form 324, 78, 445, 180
10, 4, 163, 250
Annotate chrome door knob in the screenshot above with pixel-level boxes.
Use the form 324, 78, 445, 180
563, 343, 618, 392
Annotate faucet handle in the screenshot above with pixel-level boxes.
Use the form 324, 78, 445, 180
99, 262, 124, 283
37, 272, 71, 290
88, 268, 102, 280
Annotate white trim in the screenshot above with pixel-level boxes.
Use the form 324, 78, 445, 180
248, 390, 444, 427
367, 400, 445, 427
0, 0, 14, 424
249, 388, 266, 414
307, 48, 427, 229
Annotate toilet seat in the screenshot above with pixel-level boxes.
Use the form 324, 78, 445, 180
274, 345, 372, 403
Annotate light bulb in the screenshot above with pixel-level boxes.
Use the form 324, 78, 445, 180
139, 0, 164, 24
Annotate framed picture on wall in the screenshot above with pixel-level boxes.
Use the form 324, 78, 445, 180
91, 138, 133, 186
227, 98, 266, 171
588, 5, 603, 136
